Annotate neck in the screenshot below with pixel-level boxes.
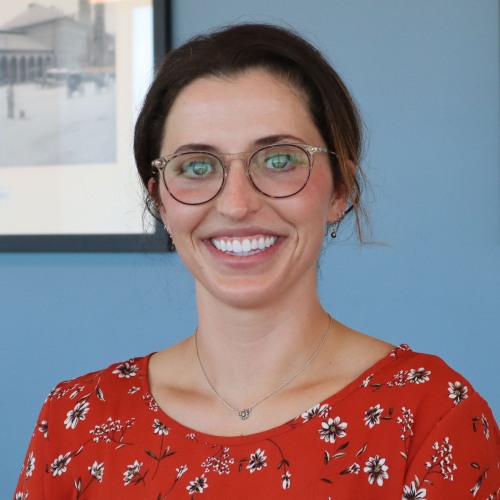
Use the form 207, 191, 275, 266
192, 283, 332, 412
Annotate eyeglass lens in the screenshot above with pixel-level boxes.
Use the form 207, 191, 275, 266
161, 144, 311, 204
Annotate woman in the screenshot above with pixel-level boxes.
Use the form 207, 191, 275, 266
15, 24, 499, 498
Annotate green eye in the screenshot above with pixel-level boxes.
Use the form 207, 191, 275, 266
181, 158, 214, 178
265, 153, 297, 170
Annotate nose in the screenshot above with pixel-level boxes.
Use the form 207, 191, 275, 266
215, 158, 262, 220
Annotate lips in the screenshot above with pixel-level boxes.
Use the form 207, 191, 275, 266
211, 236, 278, 256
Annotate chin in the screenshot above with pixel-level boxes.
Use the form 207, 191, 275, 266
197, 279, 282, 310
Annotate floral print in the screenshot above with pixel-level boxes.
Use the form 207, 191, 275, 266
187, 474, 208, 494
319, 416, 348, 443
448, 380, 469, 405
88, 461, 104, 483
15, 347, 500, 498
24, 453, 35, 479
49, 452, 72, 477
407, 367, 431, 384
363, 454, 389, 486
364, 404, 383, 428
247, 448, 267, 473
402, 477, 427, 499
64, 400, 90, 429
123, 460, 143, 486
112, 361, 138, 378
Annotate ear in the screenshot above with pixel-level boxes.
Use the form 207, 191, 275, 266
327, 188, 348, 224
147, 177, 168, 227
326, 159, 354, 223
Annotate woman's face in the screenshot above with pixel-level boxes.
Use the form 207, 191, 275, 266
155, 69, 345, 309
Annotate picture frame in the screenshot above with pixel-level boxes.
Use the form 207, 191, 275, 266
0, 0, 172, 252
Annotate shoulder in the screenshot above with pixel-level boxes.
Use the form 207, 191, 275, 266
369, 344, 473, 388
356, 345, 498, 444
42, 355, 153, 418
49, 355, 150, 391
362, 345, 479, 408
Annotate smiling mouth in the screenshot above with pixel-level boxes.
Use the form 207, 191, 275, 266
211, 236, 278, 256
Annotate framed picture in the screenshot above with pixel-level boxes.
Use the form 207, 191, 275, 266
0, 0, 172, 252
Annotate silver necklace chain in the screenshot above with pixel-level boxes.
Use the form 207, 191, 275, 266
194, 315, 333, 420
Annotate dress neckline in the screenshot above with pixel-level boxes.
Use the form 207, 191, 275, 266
140, 344, 412, 446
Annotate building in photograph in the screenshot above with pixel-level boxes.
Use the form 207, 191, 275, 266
0, 1, 114, 86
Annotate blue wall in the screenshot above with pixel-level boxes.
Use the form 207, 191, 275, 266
2, 1, 499, 496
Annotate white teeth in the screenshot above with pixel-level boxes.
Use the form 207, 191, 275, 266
211, 236, 277, 256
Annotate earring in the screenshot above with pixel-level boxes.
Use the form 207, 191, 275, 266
330, 211, 346, 239
164, 225, 175, 251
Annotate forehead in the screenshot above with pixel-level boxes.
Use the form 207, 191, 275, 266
161, 69, 323, 153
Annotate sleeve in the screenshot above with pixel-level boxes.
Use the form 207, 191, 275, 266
403, 392, 500, 499
13, 395, 51, 499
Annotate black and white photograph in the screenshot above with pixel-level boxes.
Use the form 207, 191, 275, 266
0, 0, 116, 167
0, 0, 156, 241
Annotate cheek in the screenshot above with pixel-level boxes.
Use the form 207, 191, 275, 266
307, 173, 336, 215
162, 200, 204, 242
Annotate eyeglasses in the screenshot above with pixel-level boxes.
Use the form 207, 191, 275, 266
151, 143, 335, 205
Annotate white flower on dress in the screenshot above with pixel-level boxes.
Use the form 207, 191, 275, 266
176, 465, 188, 479
202, 449, 234, 475
407, 367, 431, 384
64, 400, 90, 429
425, 437, 457, 481
152, 419, 169, 435
247, 448, 267, 473
123, 460, 143, 485
128, 386, 140, 394
397, 407, 415, 440
14, 493, 28, 500
50, 452, 72, 476
470, 478, 482, 497
402, 478, 427, 499
448, 381, 468, 405
281, 470, 291, 489
112, 362, 138, 378
38, 420, 48, 438
186, 474, 208, 493
364, 405, 383, 428
143, 392, 159, 412
363, 455, 389, 486
387, 370, 408, 387
302, 403, 330, 421
46, 385, 61, 402
340, 463, 361, 475
360, 374, 374, 387
319, 417, 347, 443
25, 452, 35, 478
88, 461, 104, 482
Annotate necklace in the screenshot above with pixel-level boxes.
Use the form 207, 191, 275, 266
194, 315, 333, 420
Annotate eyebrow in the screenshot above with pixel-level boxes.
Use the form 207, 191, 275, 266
171, 134, 307, 155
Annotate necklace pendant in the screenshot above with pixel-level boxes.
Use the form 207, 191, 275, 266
239, 408, 251, 420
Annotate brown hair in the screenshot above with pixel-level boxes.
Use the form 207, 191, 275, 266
134, 23, 367, 239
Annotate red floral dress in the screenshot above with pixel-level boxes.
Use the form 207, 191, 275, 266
15, 345, 500, 499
